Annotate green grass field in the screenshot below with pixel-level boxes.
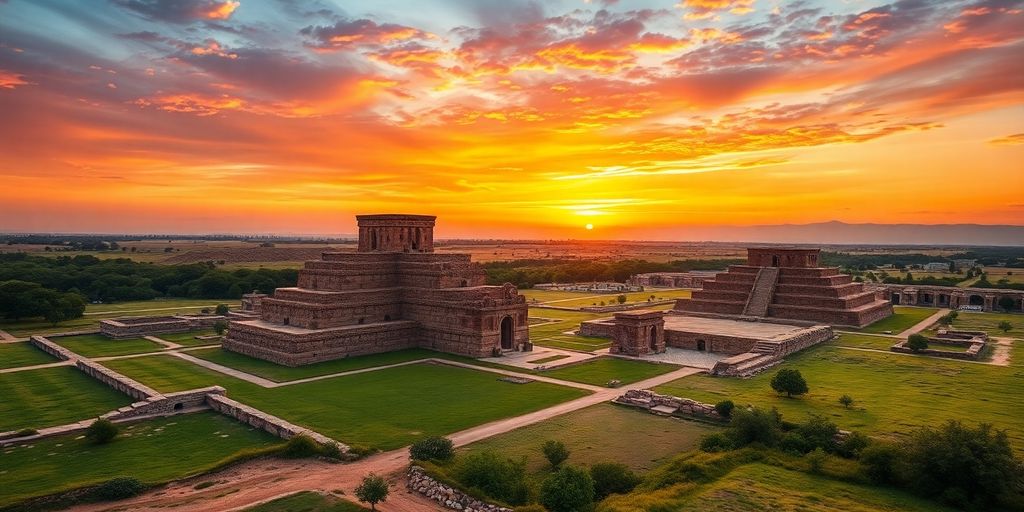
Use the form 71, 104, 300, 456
0, 366, 133, 431
947, 311, 1024, 338
859, 306, 938, 334
245, 491, 367, 511
0, 299, 239, 338
542, 357, 679, 386
0, 342, 56, 369
653, 343, 1024, 449
52, 334, 165, 358
462, 404, 716, 473
831, 333, 901, 351
153, 329, 222, 346
541, 289, 692, 308
527, 308, 613, 351
84, 299, 238, 314
100, 356, 590, 450
188, 347, 440, 382
598, 458, 956, 512
0, 412, 281, 508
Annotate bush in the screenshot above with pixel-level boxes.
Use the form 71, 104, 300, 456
906, 334, 929, 352
215, 303, 229, 315
836, 431, 871, 458
281, 434, 321, 458
797, 415, 839, 453
455, 451, 530, 505
541, 440, 570, 468
92, 477, 145, 501
213, 319, 228, 335
355, 473, 389, 510
321, 441, 344, 460
770, 369, 808, 398
806, 447, 827, 474
540, 465, 595, 512
860, 443, 899, 484
998, 320, 1013, 333
590, 462, 641, 500
410, 436, 455, 462
727, 407, 782, 447
714, 400, 735, 418
85, 418, 118, 445
778, 432, 810, 455
700, 432, 733, 453
838, 394, 854, 409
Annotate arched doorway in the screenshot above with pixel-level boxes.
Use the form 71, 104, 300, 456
500, 316, 514, 350
891, 293, 901, 305
969, 295, 985, 306
649, 327, 658, 351
696, 340, 706, 351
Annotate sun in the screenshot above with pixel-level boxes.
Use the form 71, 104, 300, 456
585, 223, 594, 230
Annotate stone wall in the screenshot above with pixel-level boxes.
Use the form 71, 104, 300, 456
206, 394, 342, 449
75, 359, 161, 400
664, 329, 756, 354
578, 318, 615, 337
613, 389, 723, 420
102, 386, 225, 421
100, 315, 225, 339
890, 331, 986, 360
407, 466, 512, 512
30, 335, 78, 361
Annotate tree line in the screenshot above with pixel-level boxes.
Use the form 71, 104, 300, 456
482, 258, 742, 288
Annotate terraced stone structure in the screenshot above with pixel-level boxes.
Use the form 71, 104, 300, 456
674, 248, 892, 328
224, 214, 529, 365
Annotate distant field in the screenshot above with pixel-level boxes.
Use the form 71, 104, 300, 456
0, 299, 239, 338
859, 306, 938, 334
0, 412, 280, 508
981, 267, 1024, 284
0, 366, 133, 431
53, 334, 165, 358
0, 341, 56, 369
943, 311, 1024, 339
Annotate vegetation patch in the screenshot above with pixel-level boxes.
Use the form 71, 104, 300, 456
0, 366, 132, 432
52, 334, 164, 358
0, 341, 56, 369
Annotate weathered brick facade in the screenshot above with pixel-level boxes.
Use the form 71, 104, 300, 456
224, 215, 530, 366
674, 248, 893, 328
608, 310, 665, 356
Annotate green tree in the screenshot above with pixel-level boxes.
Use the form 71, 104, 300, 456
726, 407, 782, 447
354, 473, 389, 511
590, 462, 641, 500
838, 394, 854, 409
540, 466, 595, 512
998, 296, 1016, 312
455, 451, 529, 505
215, 303, 229, 315
770, 369, 808, 398
860, 443, 899, 484
409, 436, 454, 461
714, 400, 735, 418
541, 439, 570, 468
213, 319, 228, 335
998, 321, 1013, 333
616, 294, 627, 304
906, 334, 929, 352
85, 418, 118, 445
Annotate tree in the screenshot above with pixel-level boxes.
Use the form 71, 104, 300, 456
838, 395, 854, 409
726, 407, 782, 447
86, 418, 118, 445
355, 473, 389, 510
860, 443, 899, 484
541, 440, 570, 468
797, 415, 839, 452
455, 451, 529, 505
770, 369, 808, 398
906, 334, 929, 352
998, 321, 1013, 333
590, 462, 641, 500
540, 466, 595, 512
714, 400, 735, 418
409, 436, 454, 461
616, 294, 627, 304
997, 296, 1016, 312
213, 320, 228, 335
215, 303, 229, 315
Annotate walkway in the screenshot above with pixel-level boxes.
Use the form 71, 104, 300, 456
898, 309, 945, 338
67, 365, 702, 512
0, 329, 19, 342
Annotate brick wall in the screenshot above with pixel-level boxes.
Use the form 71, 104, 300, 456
206, 394, 342, 449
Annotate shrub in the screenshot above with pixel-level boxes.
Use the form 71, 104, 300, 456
714, 400, 735, 418
838, 394, 854, 409
778, 432, 810, 455
455, 451, 529, 505
797, 415, 839, 453
806, 447, 827, 474
590, 462, 641, 500
727, 407, 782, 447
998, 320, 1013, 333
281, 434, 321, 458
92, 477, 145, 501
540, 465, 595, 512
770, 369, 808, 398
85, 418, 118, 445
836, 431, 871, 458
541, 440, 570, 468
321, 441, 344, 460
214, 303, 230, 315
906, 334, 929, 352
700, 432, 733, 453
616, 294, 627, 304
410, 436, 455, 462
355, 473, 389, 510
860, 443, 899, 484
213, 319, 228, 335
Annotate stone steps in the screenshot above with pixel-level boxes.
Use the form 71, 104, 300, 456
742, 267, 779, 317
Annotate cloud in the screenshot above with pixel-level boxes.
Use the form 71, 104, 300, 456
112, 0, 240, 23
680, 0, 756, 20
300, 19, 433, 51
989, 133, 1024, 146
0, 70, 30, 89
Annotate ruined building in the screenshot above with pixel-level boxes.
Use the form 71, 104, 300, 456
224, 214, 529, 366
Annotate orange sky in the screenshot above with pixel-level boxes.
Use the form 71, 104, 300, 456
0, 0, 1022, 239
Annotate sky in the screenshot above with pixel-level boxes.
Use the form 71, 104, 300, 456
0, 0, 1022, 239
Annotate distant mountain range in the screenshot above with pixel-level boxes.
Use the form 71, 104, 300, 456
675, 221, 1024, 246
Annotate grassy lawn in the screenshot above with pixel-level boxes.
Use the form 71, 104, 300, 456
0, 366, 133, 431
84, 299, 238, 314
188, 347, 440, 382
859, 306, 938, 334
101, 356, 590, 450
526, 354, 570, 364
0, 412, 281, 508
653, 344, 1024, 449
543, 357, 679, 386
0, 299, 239, 338
52, 334, 165, 357
462, 404, 716, 473
545, 289, 692, 308
599, 459, 956, 512
527, 307, 614, 351
244, 491, 367, 511
0, 342, 56, 369
154, 329, 223, 346
831, 333, 901, 351
947, 311, 1024, 339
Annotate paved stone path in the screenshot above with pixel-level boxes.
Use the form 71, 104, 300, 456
0, 329, 19, 342
145, 335, 182, 349
66, 365, 702, 512
897, 309, 945, 338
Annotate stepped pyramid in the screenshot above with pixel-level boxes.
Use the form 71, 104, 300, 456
673, 248, 892, 328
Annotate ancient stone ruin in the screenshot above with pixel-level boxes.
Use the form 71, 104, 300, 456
224, 214, 530, 366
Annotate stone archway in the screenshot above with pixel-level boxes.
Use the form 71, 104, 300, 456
500, 316, 514, 350
969, 294, 985, 306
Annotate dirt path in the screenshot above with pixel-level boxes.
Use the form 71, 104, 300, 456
898, 310, 946, 338
990, 337, 1014, 366
66, 366, 702, 512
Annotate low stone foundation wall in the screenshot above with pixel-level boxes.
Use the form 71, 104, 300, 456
30, 335, 78, 361
103, 386, 225, 422
578, 318, 615, 337
408, 466, 512, 512
579, 300, 675, 313
100, 314, 225, 339
75, 359, 161, 400
613, 389, 723, 420
206, 394, 343, 450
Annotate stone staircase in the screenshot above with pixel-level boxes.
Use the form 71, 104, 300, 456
742, 267, 779, 317
751, 340, 777, 355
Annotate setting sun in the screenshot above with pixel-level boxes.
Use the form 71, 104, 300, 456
585, 224, 594, 231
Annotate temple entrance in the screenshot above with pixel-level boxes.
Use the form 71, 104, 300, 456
696, 340, 706, 351
500, 316, 514, 350
891, 294, 901, 305
771, 255, 780, 267
649, 327, 658, 351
